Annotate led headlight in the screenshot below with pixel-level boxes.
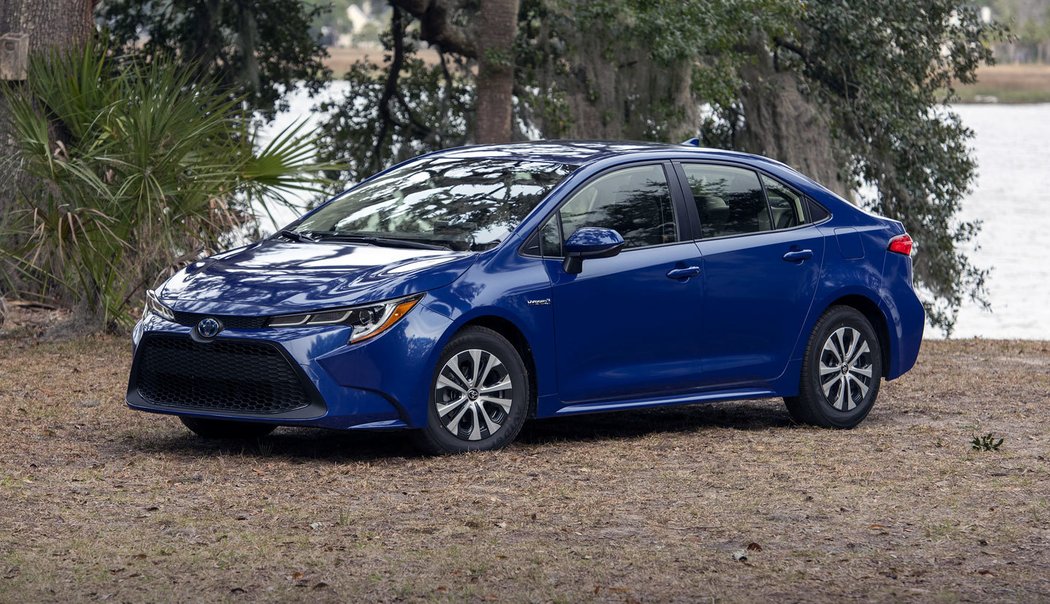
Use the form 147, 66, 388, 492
267, 294, 423, 343
145, 289, 175, 321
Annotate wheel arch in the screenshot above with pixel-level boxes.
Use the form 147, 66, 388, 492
820, 294, 892, 372
454, 314, 540, 417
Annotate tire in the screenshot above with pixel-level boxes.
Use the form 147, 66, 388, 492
411, 326, 530, 454
785, 305, 883, 429
180, 417, 277, 439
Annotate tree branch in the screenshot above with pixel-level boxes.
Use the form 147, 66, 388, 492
373, 6, 408, 174
388, 0, 477, 58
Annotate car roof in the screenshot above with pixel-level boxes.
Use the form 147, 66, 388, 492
429, 140, 786, 169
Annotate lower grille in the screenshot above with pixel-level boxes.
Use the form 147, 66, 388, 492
134, 335, 315, 415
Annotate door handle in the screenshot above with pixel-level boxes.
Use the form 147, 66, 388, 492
782, 249, 814, 263
666, 266, 702, 280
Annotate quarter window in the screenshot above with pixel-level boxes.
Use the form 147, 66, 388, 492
557, 164, 678, 250
539, 218, 562, 257
761, 174, 806, 229
682, 164, 769, 238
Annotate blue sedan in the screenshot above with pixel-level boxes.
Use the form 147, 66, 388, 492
127, 141, 924, 453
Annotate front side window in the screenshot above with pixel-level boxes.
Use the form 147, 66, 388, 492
556, 164, 678, 250
294, 157, 577, 251
683, 164, 769, 239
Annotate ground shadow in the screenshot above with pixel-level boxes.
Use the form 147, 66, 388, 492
518, 398, 793, 445
120, 399, 796, 463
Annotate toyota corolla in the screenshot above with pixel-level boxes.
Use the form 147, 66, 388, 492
127, 141, 924, 453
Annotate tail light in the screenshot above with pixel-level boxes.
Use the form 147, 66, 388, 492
888, 233, 913, 256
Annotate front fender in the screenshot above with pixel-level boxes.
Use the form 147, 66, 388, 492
421, 253, 557, 401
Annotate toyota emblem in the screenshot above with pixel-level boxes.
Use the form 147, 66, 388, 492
196, 317, 223, 339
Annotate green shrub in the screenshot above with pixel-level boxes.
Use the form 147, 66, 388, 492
1, 43, 329, 331
971, 433, 1004, 452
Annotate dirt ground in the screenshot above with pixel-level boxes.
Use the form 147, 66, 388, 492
0, 332, 1047, 602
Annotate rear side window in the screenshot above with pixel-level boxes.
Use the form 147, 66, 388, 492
761, 174, 806, 229
682, 164, 769, 238
557, 164, 678, 249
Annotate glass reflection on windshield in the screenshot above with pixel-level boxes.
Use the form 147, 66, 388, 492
295, 157, 577, 252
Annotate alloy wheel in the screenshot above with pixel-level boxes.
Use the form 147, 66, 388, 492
434, 348, 514, 441
818, 326, 874, 411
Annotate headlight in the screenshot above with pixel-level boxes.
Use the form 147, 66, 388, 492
145, 289, 175, 321
267, 294, 423, 343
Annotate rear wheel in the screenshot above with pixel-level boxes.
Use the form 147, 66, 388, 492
785, 306, 883, 428
180, 417, 277, 439
411, 326, 529, 454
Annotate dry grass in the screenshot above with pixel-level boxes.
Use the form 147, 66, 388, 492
0, 332, 1048, 602
956, 63, 1050, 103
324, 45, 441, 77
320, 51, 1050, 105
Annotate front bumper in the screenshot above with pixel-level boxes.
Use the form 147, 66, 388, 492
126, 302, 453, 430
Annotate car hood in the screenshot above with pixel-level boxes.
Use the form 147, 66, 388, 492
158, 239, 477, 315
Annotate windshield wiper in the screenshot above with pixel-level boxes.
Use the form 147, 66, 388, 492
276, 228, 316, 242
309, 232, 451, 251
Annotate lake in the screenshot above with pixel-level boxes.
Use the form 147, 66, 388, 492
946, 104, 1050, 340
261, 91, 1050, 340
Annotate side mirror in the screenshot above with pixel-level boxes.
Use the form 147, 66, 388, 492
562, 227, 625, 274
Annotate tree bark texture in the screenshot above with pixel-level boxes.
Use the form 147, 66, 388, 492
389, 0, 477, 57
390, 0, 521, 144
735, 49, 850, 198
0, 0, 95, 215
475, 0, 519, 143
522, 18, 698, 143
0, 0, 94, 308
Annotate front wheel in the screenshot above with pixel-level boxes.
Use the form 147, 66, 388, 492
785, 306, 883, 428
411, 326, 530, 454
180, 417, 277, 439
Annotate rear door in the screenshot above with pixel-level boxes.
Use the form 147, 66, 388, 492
675, 162, 825, 387
539, 162, 706, 403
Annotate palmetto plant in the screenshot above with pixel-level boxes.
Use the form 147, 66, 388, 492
1, 43, 330, 330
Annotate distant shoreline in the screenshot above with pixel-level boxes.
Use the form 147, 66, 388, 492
323, 48, 1050, 105
955, 63, 1050, 104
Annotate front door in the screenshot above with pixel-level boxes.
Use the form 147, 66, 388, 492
542, 163, 706, 403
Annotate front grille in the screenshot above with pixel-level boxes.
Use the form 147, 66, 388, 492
134, 335, 315, 414
172, 311, 268, 330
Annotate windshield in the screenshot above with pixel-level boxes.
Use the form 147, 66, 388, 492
292, 156, 577, 251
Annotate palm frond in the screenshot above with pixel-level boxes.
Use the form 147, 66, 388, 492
1, 42, 333, 330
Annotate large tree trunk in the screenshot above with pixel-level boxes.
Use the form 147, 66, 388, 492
521, 9, 697, 143
475, 0, 519, 143
561, 43, 696, 142
388, 0, 519, 143
0, 0, 94, 213
735, 47, 850, 198
0, 0, 94, 313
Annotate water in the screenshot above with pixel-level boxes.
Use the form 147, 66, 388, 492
259, 89, 1050, 340
949, 104, 1050, 340
254, 81, 351, 231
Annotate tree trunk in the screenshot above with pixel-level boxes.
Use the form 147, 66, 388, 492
475, 0, 519, 143
0, 0, 94, 305
735, 47, 851, 199
0, 0, 94, 216
560, 42, 696, 142
521, 9, 697, 143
